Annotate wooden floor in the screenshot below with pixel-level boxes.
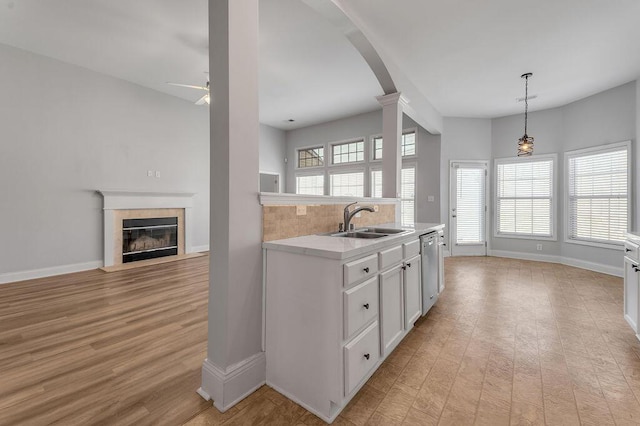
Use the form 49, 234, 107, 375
1, 255, 637, 425
0, 256, 210, 426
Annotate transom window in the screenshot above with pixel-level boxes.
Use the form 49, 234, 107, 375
332, 140, 364, 165
495, 155, 555, 239
371, 130, 416, 160
566, 142, 630, 246
297, 146, 324, 168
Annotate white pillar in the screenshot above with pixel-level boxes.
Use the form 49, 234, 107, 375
377, 93, 406, 199
198, 0, 265, 412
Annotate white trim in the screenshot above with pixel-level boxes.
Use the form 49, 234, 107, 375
258, 192, 399, 206
0, 260, 102, 285
563, 140, 631, 248
199, 352, 266, 412
493, 153, 558, 241
488, 250, 623, 277
192, 245, 210, 253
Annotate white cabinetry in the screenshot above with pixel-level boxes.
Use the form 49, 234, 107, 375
380, 264, 404, 356
624, 236, 640, 338
265, 236, 424, 423
403, 255, 422, 329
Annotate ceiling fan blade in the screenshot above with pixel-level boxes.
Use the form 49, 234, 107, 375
167, 82, 208, 91
195, 94, 209, 105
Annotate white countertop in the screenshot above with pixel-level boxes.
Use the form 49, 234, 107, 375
262, 222, 444, 260
627, 232, 640, 244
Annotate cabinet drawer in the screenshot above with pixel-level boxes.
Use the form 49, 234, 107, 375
344, 277, 379, 340
344, 321, 380, 396
625, 240, 639, 262
403, 239, 420, 259
344, 254, 378, 287
379, 245, 403, 271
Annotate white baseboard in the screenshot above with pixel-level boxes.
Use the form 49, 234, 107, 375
199, 352, 266, 412
191, 245, 210, 253
0, 260, 103, 285
488, 250, 623, 277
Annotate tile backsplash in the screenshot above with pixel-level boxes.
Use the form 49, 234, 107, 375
262, 203, 396, 242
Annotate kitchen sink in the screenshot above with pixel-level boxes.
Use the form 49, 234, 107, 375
329, 231, 387, 239
323, 227, 410, 239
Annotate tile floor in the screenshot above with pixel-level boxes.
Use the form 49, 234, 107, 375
186, 256, 638, 425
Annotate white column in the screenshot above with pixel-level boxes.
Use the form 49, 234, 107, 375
199, 0, 265, 412
377, 92, 406, 199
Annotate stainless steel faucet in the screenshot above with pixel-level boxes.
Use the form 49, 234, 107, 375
343, 202, 375, 232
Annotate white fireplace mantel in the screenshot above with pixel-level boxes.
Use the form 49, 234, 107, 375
98, 190, 196, 267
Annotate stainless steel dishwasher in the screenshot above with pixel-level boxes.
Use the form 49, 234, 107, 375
420, 231, 439, 315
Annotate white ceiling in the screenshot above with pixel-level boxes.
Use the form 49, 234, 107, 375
0, 0, 639, 128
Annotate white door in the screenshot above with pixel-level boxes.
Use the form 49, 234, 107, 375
449, 161, 488, 256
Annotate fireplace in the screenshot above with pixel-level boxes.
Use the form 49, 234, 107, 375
98, 190, 196, 268
122, 217, 178, 263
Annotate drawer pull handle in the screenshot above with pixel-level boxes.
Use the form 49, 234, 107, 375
407, 262, 411, 268
363, 303, 370, 310
402, 265, 407, 270
626, 248, 632, 252
363, 267, 369, 273
363, 353, 370, 360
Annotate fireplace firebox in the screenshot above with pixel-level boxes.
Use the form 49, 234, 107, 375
122, 217, 178, 263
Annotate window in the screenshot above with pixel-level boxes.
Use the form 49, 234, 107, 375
332, 140, 364, 165
566, 142, 630, 246
401, 165, 416, 226
370, 130, 416, 160
372, 137, 383, 160
370, 169, 383, 198
296, 174, 324, 195
402, 131, 416, 157
495, 155, 555, 238
330, 171, 364, 197
297, 146, 324, 168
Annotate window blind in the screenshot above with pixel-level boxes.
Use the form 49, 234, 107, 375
401, 166, 415, 225
567, 146, 628, 245
496, 158, 553, 237
330, 172, 364, 197
456, 167, 485, 244
296, 174, 324, 195
371, 170, 382, 198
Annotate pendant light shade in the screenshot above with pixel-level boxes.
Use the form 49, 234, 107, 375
517, 73, 534, 157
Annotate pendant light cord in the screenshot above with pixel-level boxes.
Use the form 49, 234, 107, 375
524, 75, 529, 135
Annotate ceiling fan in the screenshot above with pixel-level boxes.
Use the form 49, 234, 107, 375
167, 80, 210, 105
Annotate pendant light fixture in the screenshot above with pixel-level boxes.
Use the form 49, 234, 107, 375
517, 72, 534, 157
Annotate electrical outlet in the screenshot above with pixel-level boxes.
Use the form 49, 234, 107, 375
296, 205, 306, 216
147, 170, 153, 177
427, 195, 435, 202
155, 171, 161, 178
536, 244, 542, 251
373, 205, 379, 212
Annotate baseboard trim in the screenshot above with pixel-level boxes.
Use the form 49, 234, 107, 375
266, 381, 340, 424
0, 260, 103, 285
191, 245, 210, 253
488, 250, 623, 277
199, 352, 266, 412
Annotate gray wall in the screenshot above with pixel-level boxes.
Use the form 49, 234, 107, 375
488, 81, 636, 268
284, 109, 441, 223
0, 43, 210, 275
259, 124, 286, 192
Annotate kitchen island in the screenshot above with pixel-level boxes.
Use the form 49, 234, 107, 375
263, 223, 444, 423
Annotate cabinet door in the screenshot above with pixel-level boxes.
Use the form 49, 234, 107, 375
624, 256, 640, 334
380, 265, 404, 357
403, 255, 422, 330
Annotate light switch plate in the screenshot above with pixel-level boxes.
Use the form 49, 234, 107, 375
428, 195, 435, 202
147, 170, 153, 177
